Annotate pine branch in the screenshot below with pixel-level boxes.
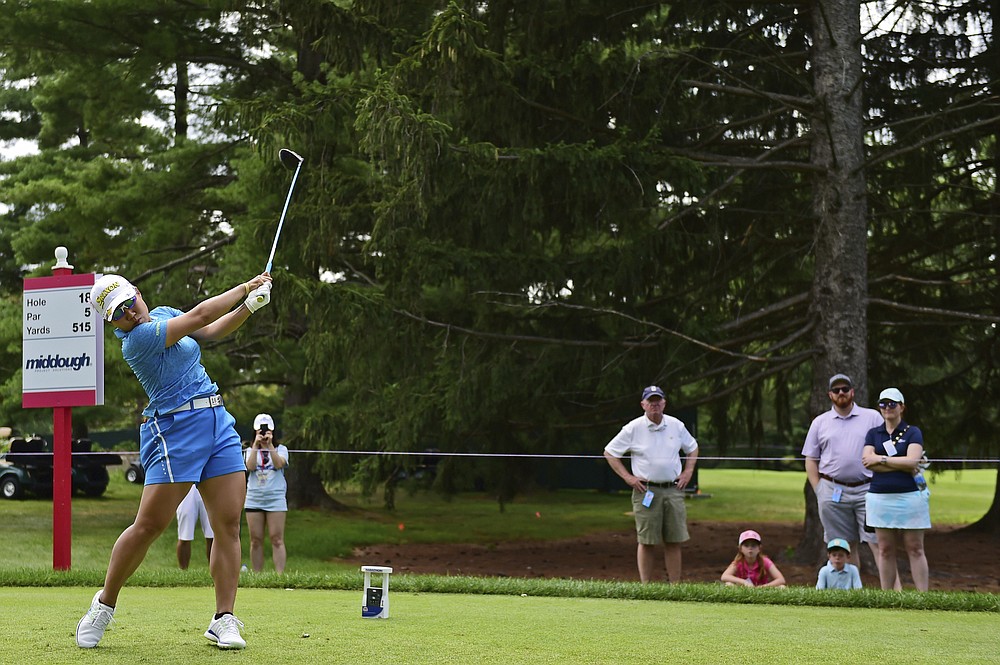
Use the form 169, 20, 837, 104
716, 318, 804, 349
870, 273, 989, 287
131, 236, 234, 285
666, 147, 823, 171
716, 292, 811, 332
394, 309, 644, 347
498, 297, 768, 361
659, 134, 816, 229
680, 79, 813, 112
867, 298, 1000, 324
692, 321, 815, 385
863, 112, 1000, 172
681, 350, 816, 408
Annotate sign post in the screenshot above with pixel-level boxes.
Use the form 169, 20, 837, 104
22, 247, 103, 570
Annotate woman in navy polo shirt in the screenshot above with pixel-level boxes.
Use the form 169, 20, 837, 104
861, 387, 931, 591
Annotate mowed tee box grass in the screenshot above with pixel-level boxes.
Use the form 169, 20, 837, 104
0, 468, 992, 575
2, 586, 999, 664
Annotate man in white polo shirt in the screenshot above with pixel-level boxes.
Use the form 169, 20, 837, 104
604, 385, 699, 583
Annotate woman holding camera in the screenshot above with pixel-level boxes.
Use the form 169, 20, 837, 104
244, 413, 290, 573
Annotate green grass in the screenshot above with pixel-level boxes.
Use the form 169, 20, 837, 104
3, 470, 998, 661
0, 468, 994, 575
5, 566, 997, 612
686, 467, 996, 524
4, 586, 999, 663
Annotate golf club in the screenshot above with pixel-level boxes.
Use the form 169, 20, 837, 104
264, 148, 304, 274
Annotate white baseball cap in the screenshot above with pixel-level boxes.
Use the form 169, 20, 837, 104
253, 413, 275, 430
90, 274, 137, 321
878, 387, 905, 404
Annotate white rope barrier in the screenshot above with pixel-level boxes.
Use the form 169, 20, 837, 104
8, 449, 999, 464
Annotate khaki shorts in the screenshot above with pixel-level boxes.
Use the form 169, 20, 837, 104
632, 486, 689, 545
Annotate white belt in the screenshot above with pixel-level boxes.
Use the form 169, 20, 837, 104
165, 394, 223, 415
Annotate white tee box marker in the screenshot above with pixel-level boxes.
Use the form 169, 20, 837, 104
361, 566, 393, 619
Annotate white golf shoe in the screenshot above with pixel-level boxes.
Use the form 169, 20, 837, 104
204, 614, 246, 650
76, 589, 115, 648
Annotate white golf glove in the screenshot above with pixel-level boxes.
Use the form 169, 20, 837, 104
245, 282, 271, 313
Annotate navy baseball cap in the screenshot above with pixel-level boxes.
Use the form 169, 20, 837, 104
641, 385, 665, 400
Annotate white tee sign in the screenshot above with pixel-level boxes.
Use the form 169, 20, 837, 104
22, 273, 104, 408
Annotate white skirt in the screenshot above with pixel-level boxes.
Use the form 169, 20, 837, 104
866, 490, 931, 530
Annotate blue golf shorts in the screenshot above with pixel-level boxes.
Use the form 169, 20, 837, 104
140, 406, 246, 485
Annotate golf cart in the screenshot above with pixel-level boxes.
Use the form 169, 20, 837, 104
125, 459, 145, 484
0, 436, 123, 499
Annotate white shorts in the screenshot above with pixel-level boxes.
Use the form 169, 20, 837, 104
176, 486, 214, 540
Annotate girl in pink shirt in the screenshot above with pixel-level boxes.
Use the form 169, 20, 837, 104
721, 529, 787, 587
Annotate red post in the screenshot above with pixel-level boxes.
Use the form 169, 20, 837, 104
52, 261, 74, 570
52, 405, 72, 569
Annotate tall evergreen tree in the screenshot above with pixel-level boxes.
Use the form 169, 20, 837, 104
0, 1, 293, 432
3, 1, 999, 526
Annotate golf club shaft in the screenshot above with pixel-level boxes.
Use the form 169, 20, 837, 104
265, 159, 303, 273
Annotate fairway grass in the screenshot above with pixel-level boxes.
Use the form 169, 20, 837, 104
4, 586, 998, 664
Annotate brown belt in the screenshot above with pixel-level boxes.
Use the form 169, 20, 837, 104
819, 473, 868, 488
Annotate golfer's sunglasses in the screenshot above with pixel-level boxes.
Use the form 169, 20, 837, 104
111, 296, 137, 321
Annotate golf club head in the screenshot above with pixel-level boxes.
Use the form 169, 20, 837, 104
279, 148, 304, 170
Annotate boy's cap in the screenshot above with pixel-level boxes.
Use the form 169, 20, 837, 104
642, 385, 665, 400
738, 529, 761, 545
253, 413, 275, 430
828, 373, 853, 389
826, 538, 851, 553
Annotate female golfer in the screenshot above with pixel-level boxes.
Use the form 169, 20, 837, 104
76, 272, 273, 650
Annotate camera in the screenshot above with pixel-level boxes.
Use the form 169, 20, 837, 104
258, 424, 269, 434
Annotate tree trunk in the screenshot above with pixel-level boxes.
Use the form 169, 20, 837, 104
966, 1, 1000, 541
795, 480, 826, 565
284, 453, 348, 511
801, 1, 870, 559
961, 466, 1000, 536
174, 60, 189, 140
808, 0, 870, 404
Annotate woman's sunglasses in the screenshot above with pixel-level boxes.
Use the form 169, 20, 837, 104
878, 400, 900, 410
111, 296, 137, 321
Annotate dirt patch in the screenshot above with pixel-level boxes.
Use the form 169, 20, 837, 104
340, 521, 1000, 593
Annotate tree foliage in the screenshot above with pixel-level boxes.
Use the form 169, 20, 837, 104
2, 2, 999, 518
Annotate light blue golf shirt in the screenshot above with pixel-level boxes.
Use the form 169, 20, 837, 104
115, 306, 217, 417
816, 562, 863, 589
